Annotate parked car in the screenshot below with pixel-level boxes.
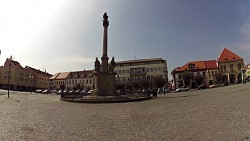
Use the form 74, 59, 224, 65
51, 90, 57, 94
235, 80, 242, 84
63, 90, 68, 93
176, 86, 189, 92
42, 90, 49, 94
209, 84, 220, 88
221, 82, 229, 87
157, 88, 170, 94
35, 89, 42, 93
80, 90, 87, 95
69, 90, 75, 94
197, 84, 208, 90
87, 90, 93, 94
57, 90, 63, 94
75, 90, 81, 94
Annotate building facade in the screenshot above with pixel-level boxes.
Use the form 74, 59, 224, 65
244, 63, 250, 80
217, 48, 244, 82
49, 70, 93, 91
0, 57, 52, 91
171, 60, 218, 89
114, 58, 168, 90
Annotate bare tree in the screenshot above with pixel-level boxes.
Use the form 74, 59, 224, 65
140, 80, 150, 90
215, 72, 223, 84
182, 71, 194, 86
153, 76, 166, 88
60, 84, 65, 90
194, 74, 205, 85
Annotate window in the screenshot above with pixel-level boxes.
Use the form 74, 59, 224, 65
178, 74, 181, 79
155, 67, 158, 71
230, 64, 234, 72
208, 71, 211, 77
89, 80, 92, 84
147, 76, 150, 80
203, 72, 206, 76
238, 63, 242, 71
224, 65, 226, 71
159, 67, 162, 71
151, 68, 154, 72
189, 64, 195, 70
151, 75, 154, 79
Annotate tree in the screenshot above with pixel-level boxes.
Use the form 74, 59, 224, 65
194, 74, 205, 86
76, 83, 81, 90
229, 74, 235, 83
60, 84, 65, 90
215, 72, 223, 84
153, 76, 166, 88
140, 80, 150, 90
182, 71, 194, 86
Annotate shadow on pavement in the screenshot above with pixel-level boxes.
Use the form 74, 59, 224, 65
162, 94, 200, 99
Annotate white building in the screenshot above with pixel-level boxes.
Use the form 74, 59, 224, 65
114, 58, 168, 90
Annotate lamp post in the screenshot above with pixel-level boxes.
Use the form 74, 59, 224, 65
241, 68, 245, 84
7, 63, 10, 98
226, 73, 230, 85
116, 74, 120, 89
30, 75, 33, 94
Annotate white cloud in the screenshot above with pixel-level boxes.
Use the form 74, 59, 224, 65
231, 21, 250, 63
54, 56, 94, 64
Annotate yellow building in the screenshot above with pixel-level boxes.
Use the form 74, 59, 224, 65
0, 57, 52, 91
245, 63, 250, 80
217, 48, 244, 83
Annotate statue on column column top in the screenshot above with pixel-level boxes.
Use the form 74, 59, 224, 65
103, 13, 108, 20
95, 57, 100, 72
103, 12, 109, 26
109, 57, 116, 72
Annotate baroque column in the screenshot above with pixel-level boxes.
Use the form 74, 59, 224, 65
101, 13, 109, 72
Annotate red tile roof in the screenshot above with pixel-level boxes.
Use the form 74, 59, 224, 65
204, 60, 217, 69
217, 48, 243, 62
244, 63, 250, 70
174, 60, 217, 72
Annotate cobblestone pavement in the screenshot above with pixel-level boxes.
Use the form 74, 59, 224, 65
0, 83, 250, 141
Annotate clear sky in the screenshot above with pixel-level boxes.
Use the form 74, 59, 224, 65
0, 0, 250, 78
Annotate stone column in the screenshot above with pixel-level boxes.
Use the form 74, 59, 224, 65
101, 13, 109, 72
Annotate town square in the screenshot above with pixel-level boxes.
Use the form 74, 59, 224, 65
1, 1, 250, 140
0, 83, 250, 140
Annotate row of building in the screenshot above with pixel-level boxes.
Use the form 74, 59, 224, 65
171, 48, 249, 89
1, 57, 168, 92
48, 58, 168, 91
1, 48, 249, 91
0, 57, 52, 91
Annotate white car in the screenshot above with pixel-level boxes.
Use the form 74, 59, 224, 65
87, 90, 93, 94
176, 86, 189, 92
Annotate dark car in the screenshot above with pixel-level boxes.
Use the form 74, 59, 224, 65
221, 82, 229, 86
235, 80, 242, 84
197, 84, 208, 90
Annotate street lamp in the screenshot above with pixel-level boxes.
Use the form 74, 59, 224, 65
226, 73, 230, 85
241, 68, 246, 84
30, 75, 33, 94
116, 74, 120, 89
7, 63, 10, 98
